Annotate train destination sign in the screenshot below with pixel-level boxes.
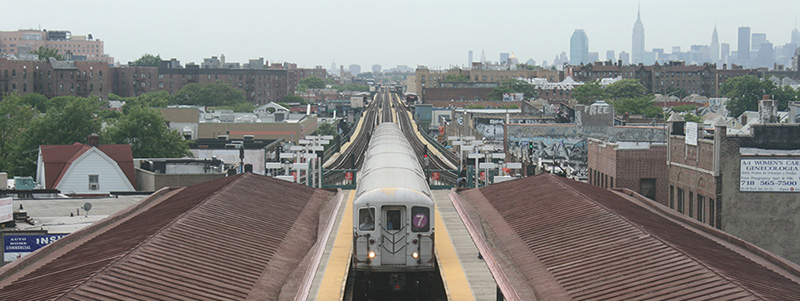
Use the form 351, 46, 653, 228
740, 159, 800, 192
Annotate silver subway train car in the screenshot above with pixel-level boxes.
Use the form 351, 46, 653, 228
352, 122, 436, 289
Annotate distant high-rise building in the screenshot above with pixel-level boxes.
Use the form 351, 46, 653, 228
756, 42, 774, 68
526, 58, 536, 66
619, 51, 630, 65
672, 46, 681, 54
710, 25, 720, 63
500, 53, 510, 65
348, 64, 361, 75
751, 33, 767, 52
606, 50, 615, 61
631, 5, 645, 64
570, 29, 589, 65
792, 26, 800, 46
480, 49, 486, 64
330, 60, 337, 75
721, 43, 731, 64
0, 29, 113, 63
468, 50, 473, 68
372, 64, 381, 74
738, 27, 751, 63
588, 52, 599, 63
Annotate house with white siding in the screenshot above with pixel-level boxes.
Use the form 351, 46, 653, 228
36, 135, 135, 195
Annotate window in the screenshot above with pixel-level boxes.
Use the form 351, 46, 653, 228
677, 188, 684, 213
709, 198, 716, 227
411, 206, 430, 232
669, 185, 674, 209
697, 194, 705, 222
386, 209, 401, 230
358, 208, 375, 231
89, 175, 99, 190
688, 192, 694, 218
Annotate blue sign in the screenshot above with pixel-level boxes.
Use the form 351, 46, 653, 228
4, 234, 67, 253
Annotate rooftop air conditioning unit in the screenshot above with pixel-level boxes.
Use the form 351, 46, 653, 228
89, 183, 99, 190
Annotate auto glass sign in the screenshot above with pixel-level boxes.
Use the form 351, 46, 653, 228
740, 159, 800, 192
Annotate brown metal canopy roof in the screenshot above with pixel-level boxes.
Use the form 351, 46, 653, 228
0, 173, 339, 300
453, 173, 800, 300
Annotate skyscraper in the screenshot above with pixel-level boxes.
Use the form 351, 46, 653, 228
500, 53, 510, 65
631, 5, 645, 64
468, 50, 473, 69
792, 27, 800, 46
570, 29, 589, 65
738, 27, 751, 63
606, 50, 615, 61
710, 25, 720, 64
619, 51, 630, 65
721, 43, 731, 64
751, 33, 767, 52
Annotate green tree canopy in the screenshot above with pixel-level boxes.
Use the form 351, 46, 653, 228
671, 104, 697, 113
657, 86, 688, 99
443, 74, 470, 82
31, 46, 62, 60
573, 80, 606, 104
605, 79, 648, 100
487, 79, 536, 100
282, 95, 306, 104
132, 54, 162, 67
609, 96, 662, 118
721, 75, 799, 118
174, 81, 246, 107
122, 91, 172, 114
0, 95, 36, 176
102, 106, 190, 158
16, 96, 103, 175
299, 76, 326, 90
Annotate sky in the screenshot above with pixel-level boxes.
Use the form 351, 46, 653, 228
2, 0, 799, 70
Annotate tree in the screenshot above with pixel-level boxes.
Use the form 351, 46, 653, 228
487, 79, 536, 100
132, 54, 162, 67
16, 96, 102, 175
18, 93, 48, 113
299, 76, 326, 90
443, 74, 470, 82
657, 86, 688, 99
720, 75, 799, 118
573, 80, 606, 104
122, 91, 172, 114
671, 104, 697, 113
605, 79, 648, 100
282, 95, 306, 104
682, 113, 703, 123
31, 46, 62, 60
102, 105, 190, 158
609, 97, 662, 118
0, 95, 36, 176
174, 81, 246, 107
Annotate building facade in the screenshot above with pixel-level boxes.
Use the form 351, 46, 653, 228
587, 138, 668, 205
570, 30, 589, 65
0, 57, 111, 99
0, 30, 113, 64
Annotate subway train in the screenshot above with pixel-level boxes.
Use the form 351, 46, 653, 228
352, 122, 436, 291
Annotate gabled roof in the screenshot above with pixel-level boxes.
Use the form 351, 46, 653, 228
454, 174, 800, 300
0, 173, 339, 300
40, 143, 135, 189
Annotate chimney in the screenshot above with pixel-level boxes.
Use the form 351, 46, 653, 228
88, 134, 100, 147
759, 95, 777, 123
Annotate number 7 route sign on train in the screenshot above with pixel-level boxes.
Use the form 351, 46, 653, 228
413, 213, 428, 228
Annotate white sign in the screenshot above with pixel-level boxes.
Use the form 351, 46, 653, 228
685, 122, 698, 146
740, 159, 800, 192
0, 197, 12, 223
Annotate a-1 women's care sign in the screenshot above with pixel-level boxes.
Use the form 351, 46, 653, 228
740, 159, 800, 192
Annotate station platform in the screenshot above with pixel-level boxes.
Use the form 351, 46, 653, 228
308, 189, 496, 300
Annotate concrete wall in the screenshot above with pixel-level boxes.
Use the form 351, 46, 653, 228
719, 134, 800, 265
135, 168, 225, 192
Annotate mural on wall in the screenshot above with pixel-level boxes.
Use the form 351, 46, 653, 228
510, 137, 588, 180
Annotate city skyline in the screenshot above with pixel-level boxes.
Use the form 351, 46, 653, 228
1, 0, 799, 70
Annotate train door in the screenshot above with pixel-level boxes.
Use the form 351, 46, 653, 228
381, 206, 406, 265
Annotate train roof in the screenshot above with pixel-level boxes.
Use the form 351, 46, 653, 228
356, 123, 431, 200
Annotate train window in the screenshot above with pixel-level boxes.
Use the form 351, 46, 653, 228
386, 210, 401, 231
358, 208, 374, 231
411, 207, 430, 232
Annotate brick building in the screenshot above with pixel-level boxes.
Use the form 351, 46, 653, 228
0, 57, 110, 99
413, 67, 561, 100
667, 99, 800, 264
0, 29, 113, 64
587, 138, 668, 205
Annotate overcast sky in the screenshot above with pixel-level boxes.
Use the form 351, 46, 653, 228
2, 0, 798, 70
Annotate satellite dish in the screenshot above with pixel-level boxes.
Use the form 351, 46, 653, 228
83, 202, 92, 217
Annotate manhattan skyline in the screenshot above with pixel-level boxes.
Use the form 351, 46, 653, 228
1, 0, 798, 70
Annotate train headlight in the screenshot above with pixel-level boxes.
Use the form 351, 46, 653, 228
368, 250, 376, 259
412, 251, 419, 259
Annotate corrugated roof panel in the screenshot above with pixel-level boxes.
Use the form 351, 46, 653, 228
0, 173, 337, 300
459, 174, 800, 300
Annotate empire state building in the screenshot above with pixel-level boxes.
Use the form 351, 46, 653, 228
632, 6, 645, 64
